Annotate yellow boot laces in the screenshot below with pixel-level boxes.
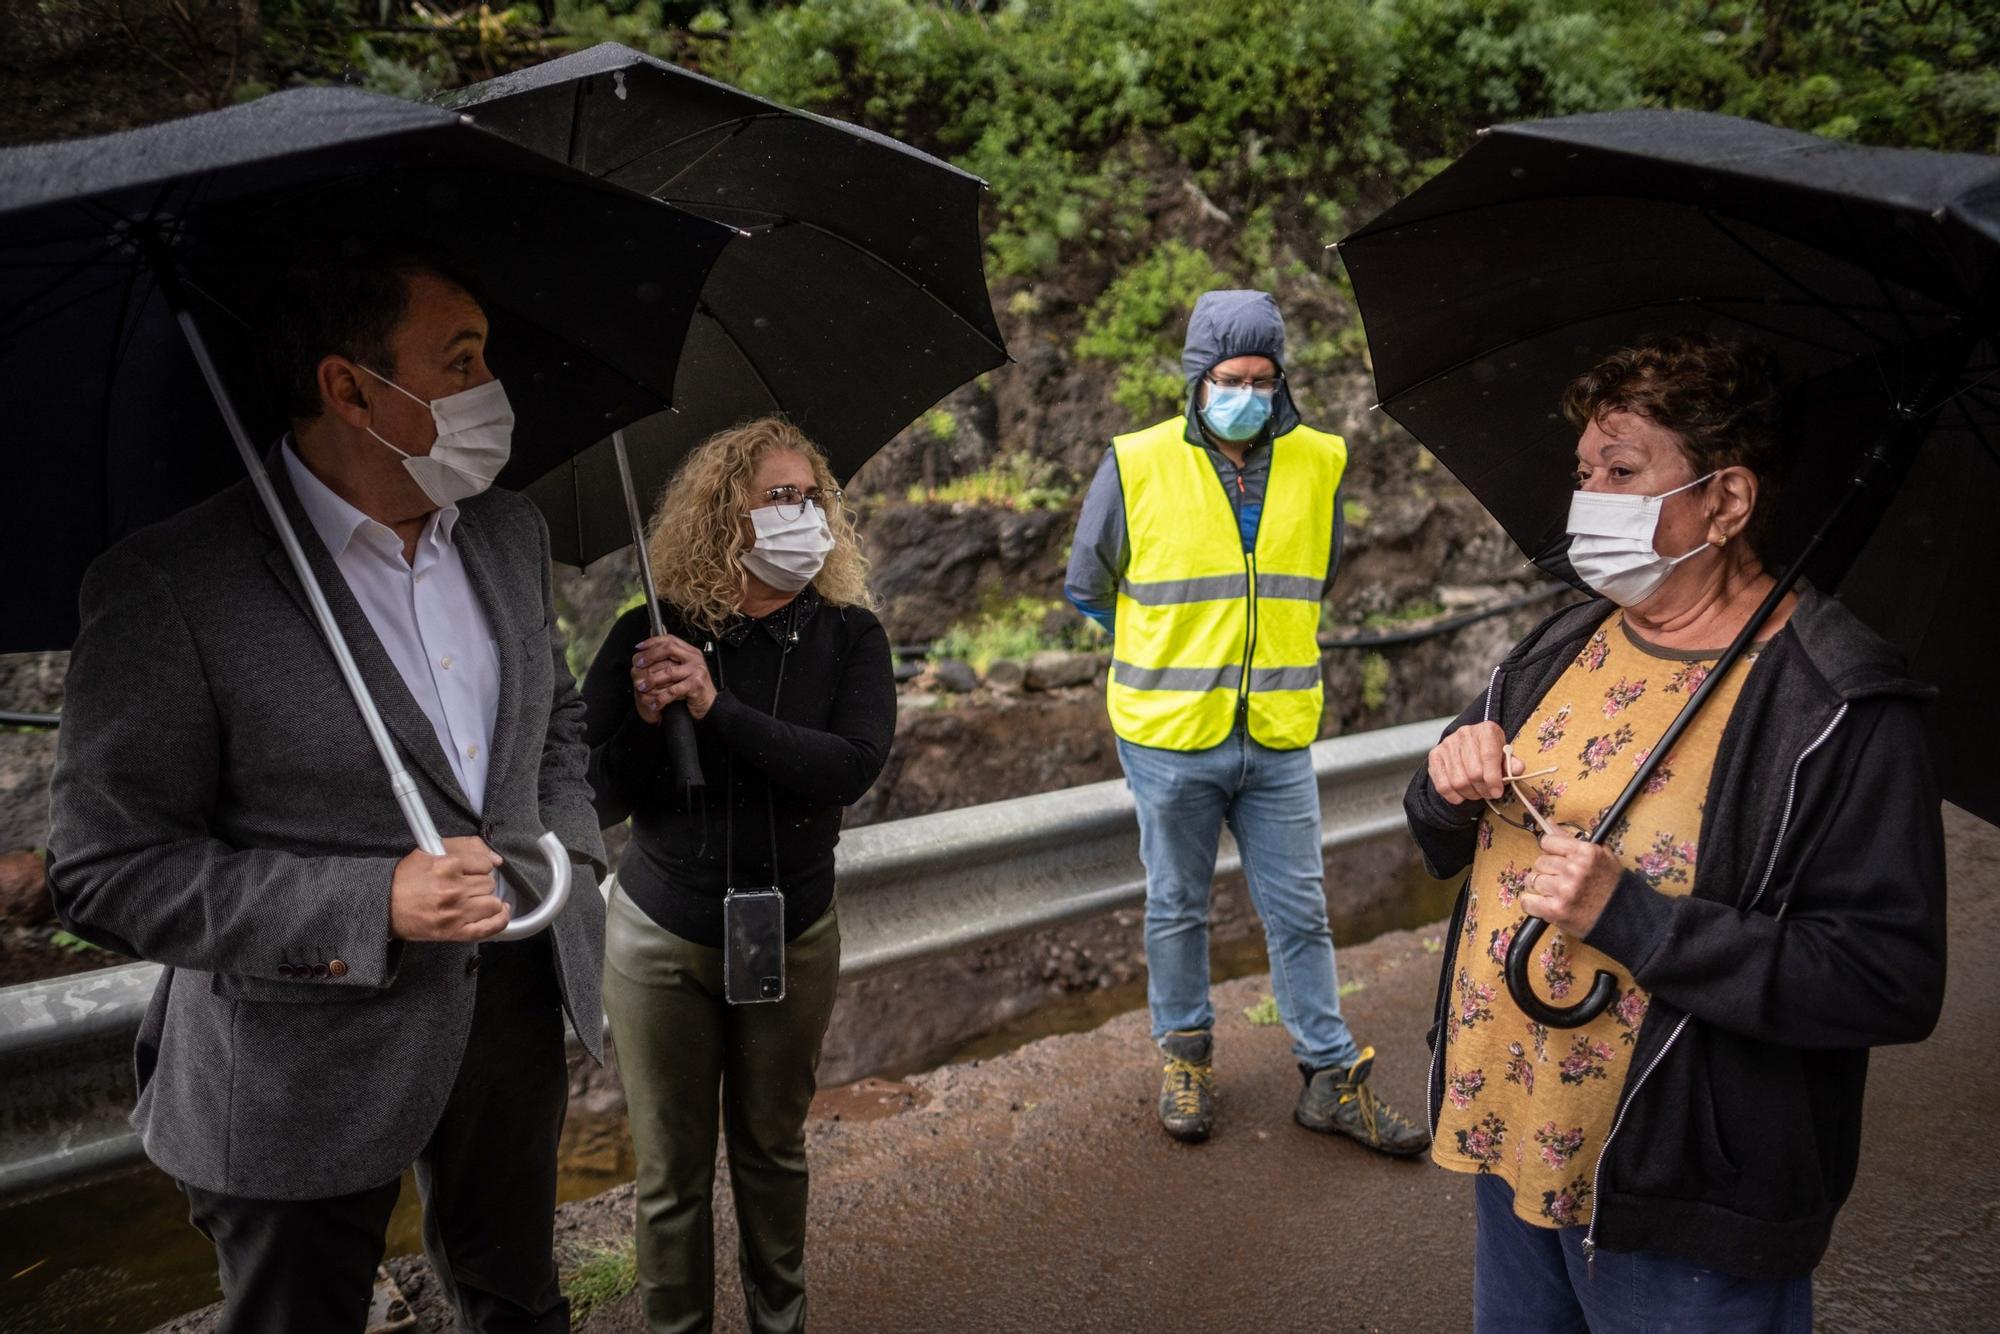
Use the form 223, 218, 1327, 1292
1162, 1057, 1214, 1117
1338, 1079, 1417, 1142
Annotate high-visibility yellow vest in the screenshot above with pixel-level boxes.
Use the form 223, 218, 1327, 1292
1107, 416, 1346, 751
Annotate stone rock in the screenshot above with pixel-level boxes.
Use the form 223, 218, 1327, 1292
0, 850, 52, 925
1025, 650, 1102, 691
985, 659, 1027, 690
931, 659, 980, 694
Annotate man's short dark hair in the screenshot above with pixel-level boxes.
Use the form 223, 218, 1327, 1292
261, 241, 472, 421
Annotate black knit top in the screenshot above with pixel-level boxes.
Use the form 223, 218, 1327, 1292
580, 589, 896, 945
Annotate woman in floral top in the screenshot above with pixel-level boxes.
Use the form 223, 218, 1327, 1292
1405, 335, 1946, 1333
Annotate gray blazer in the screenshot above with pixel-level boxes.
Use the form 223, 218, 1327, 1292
47, 453, 607, 1200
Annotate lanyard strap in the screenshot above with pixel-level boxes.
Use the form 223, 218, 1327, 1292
717, 599, 797, 891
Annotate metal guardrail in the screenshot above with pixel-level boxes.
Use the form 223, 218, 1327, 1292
0, 717, 1445, 1206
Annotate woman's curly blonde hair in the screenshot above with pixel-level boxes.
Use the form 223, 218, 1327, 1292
645, 417, 874, 635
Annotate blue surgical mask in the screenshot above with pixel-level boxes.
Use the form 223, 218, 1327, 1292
1201, 384, 1272, 442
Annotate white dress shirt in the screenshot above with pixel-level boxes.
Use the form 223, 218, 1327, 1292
283, 443, 501, 815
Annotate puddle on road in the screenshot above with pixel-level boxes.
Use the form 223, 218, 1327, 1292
811, 1077, 931, 1123
0, 866, 1455, 1333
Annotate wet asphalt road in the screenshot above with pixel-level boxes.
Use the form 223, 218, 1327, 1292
146, 809, 2000, 1333
579, 805, 2000, 1333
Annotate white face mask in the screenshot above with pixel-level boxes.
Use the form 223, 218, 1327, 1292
742, 501, 835, 594
1564, 472, 1715, 607
359, 366, 514, 509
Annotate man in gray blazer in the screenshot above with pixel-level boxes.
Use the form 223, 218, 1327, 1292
47, 250, 607, 1333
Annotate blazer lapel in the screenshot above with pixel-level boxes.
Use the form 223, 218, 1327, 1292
255, 449, 479, 820
452, 509, 527, 800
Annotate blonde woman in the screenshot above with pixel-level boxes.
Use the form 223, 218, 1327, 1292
581, 418, 894, 1334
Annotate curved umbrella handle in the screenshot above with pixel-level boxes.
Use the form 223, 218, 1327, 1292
1504, 916, 1616, 1028
493, 831, 574, 941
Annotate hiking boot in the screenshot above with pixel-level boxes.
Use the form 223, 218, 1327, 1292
1157, 1029, 1215, 1143
1295, 1046, 1430, 1158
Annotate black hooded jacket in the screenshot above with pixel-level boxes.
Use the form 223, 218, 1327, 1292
1405, 587, 1947, 1279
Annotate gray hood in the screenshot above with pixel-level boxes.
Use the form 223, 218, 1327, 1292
1180, 289, 1302, 439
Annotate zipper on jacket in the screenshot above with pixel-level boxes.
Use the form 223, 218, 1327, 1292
1238, 551, 1258, 727
1579, 703, 1850, 1271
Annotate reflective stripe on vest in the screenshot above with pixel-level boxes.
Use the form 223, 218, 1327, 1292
1107, 416, 1347, 751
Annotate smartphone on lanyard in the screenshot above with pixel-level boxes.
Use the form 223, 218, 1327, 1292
719, 601, 797, 1006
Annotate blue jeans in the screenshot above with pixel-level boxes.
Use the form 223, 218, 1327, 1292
1473, 1175, 1813, 1333
1116, 729, 1360, 1071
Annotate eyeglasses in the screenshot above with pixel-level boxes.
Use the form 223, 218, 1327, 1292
1483, 757, 1585, 838
1205, 372, 1283, 396
757, 485, 843, 522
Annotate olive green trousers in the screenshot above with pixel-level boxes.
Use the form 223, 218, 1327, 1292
602, 885, 841, 1334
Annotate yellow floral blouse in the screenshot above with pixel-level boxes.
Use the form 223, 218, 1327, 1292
1431, 612, 1757, 1227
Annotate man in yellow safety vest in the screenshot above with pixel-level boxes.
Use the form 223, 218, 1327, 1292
1065, 290, 1428, 1155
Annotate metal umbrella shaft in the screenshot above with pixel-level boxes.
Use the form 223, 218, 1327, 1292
612, 431, 706, 801
1504, 343, 1975, 1028
174, 304, 570, 942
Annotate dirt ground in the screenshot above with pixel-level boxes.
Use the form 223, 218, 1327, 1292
148, 805, 2000, 1333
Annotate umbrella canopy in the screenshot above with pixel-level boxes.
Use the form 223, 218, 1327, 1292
1341, 109, 2000, 824
441, 42, 1009, 567
0, 85, 734, 650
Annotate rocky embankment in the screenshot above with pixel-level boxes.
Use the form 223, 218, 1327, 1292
0, 481, 1549, 989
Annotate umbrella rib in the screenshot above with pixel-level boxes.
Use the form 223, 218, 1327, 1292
644, 119, 759, 196
1377, 292, 1885, 406
1949, 395, 2000, 476
610, 130, 1008, 356
0, 231, 133, 330
696, 300, 785, 414
1834, 198, 1924, 351
1685, 300, 1885, 360
94, 180, 188, 546
0, 268, 136, 346
1698, 210, 1889, 347
571, 454, 589, 567
670, 214, 1009, 360
597, 111, 785, 189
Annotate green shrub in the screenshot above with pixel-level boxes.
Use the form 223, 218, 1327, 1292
1074, 240, 1233, 421
922, 407, 958, 442
907, 453, 1072, 511
1363, 596, 1445, 630
1359, 651, 1391, 711
931, 595, 1101, 673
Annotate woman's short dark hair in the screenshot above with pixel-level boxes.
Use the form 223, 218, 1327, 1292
260, 242, 469, 420
1563, 332, 1785, 553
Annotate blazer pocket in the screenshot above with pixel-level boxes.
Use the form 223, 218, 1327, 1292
210, 972, 383, 1005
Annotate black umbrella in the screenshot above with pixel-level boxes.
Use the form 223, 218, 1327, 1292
1341, 110, 2000, 1026
441, 41, 1010, 566
0, 87, 735, 935
443, 44, 1008, 801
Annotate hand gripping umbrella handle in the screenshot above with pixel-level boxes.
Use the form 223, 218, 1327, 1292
1501, 519, 1821, 1028
614, 431, 706, 804
1494, 751, 1619, 1030
493, 832, 573, 941
391, 773, 571, 942
662, 704, 703, 800
1504, 919, 1618, 1029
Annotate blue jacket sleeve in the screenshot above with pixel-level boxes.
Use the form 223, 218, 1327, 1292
1064, 449, 1126, 635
